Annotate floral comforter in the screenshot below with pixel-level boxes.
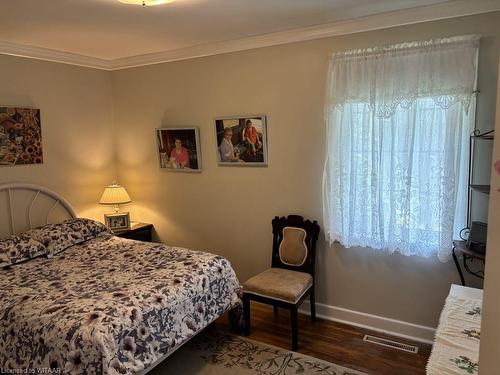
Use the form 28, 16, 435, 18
0, 235, 241, 374
426, 285, 482, 375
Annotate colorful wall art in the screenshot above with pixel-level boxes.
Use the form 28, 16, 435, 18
0, 107, 42, 166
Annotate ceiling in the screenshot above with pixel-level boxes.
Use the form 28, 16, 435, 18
0, 0, 498, 69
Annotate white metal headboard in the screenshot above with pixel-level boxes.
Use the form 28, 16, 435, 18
0, 183, 76, 236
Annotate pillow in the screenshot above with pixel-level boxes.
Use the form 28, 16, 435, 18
0, 234, 46, 267
25, 218, 113, 257
63, 218, 114, 239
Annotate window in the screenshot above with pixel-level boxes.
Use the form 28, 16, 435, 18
322, 36, 479, 261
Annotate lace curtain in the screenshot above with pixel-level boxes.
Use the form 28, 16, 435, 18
323, 36, 479, 261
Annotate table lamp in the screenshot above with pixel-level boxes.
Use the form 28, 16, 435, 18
99, 182, 132, 230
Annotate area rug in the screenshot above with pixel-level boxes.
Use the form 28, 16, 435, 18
149, 330, 368, 375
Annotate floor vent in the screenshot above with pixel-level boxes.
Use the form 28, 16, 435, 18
362, 335, 419, 354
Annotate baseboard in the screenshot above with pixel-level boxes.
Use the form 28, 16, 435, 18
298, 300, 436, 345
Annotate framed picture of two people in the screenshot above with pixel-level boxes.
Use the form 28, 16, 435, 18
155, 115, 268, 172
215, 115, 268, 166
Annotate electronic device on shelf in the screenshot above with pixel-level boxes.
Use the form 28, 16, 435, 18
466, 221, 488, 254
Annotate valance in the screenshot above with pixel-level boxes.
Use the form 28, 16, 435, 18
326, 35, 480, 118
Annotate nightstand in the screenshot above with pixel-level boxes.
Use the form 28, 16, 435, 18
115, 222, 154, 242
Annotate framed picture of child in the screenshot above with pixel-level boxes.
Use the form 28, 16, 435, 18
215, 115, 268, 166
156, 127, 201, 172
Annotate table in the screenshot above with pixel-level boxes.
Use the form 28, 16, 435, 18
452, 240, 485, 286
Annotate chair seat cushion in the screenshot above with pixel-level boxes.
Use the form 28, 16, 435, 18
243, 268, 313, 304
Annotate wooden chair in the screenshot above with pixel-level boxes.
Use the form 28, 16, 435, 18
242, 215, 320, 351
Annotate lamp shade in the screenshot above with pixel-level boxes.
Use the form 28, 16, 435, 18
99, 183, 132, 205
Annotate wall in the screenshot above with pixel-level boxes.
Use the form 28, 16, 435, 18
478, 53, 500, 375
112, 12, 500, 330
0, 54, 115, 233
0, 7, 495, 347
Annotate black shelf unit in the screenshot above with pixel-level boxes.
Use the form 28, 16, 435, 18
466, 129, 494, 227
454, 129, 494, 286
469, 185, 490, 195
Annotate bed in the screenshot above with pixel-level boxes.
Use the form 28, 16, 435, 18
0, 183, 241, 374
426, 284, 482, 375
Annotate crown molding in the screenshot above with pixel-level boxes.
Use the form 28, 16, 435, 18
111, 0, 500, 70
0, 0, 499, 71
0, 40, 112, 70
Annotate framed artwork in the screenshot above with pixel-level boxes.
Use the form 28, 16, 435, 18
0, 107, 43, 166
215, 115, 268, 166
105, 212, 130, 231
156, 127, 201, 172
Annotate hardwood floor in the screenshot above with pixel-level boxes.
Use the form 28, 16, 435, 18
216, 303, 432, 375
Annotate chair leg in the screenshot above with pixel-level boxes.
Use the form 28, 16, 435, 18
310, 287, 316, 323
273, 305, 278, 315
243, 295, 251, 336
291, 306, 298, 351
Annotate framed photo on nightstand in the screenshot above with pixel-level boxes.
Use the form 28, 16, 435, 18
105, 212, 130, 231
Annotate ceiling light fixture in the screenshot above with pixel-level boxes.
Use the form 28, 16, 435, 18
118, 0, 175, 7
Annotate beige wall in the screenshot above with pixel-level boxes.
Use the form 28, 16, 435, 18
0, 11, 497, 331
0, 54, 116, 232
112, 13, 500, 327
478, 53, 500, 375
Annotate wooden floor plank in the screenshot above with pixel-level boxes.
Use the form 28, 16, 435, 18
216, 303, 431, 375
